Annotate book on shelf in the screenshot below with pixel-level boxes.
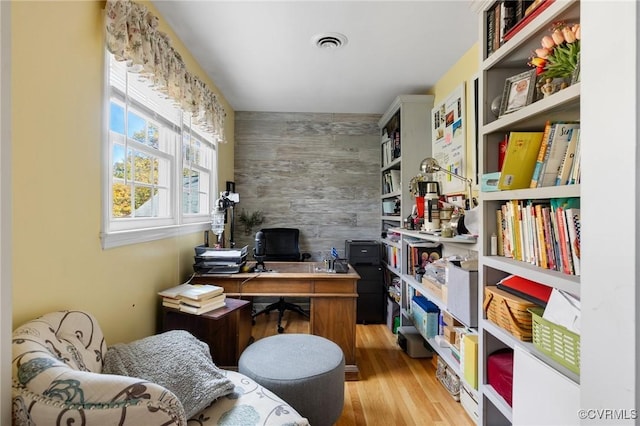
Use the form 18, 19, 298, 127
529, 120, 553, 188
537, 122, 580, 187
497, 131, 544, 190
569, 130, 582, 184
496, 199, 584, 274
565, 208, 581, 276
503, 0, 555, 42
555, 128, 580, 186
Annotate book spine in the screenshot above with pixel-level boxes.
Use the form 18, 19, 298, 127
535, 123, 560, 187
539, 122, 580, 187
496, 208, 505, 256
487, 5, 496, 57
530, 120, 553, 188
566, 208, 581, 276
549, 205, 562, 272
502, 203, 513, 258
534, 204, 548, 269
554, 206, 571, 274
555, 128, 580, 185
568, 129, 581, 185
541, 206, 555, 271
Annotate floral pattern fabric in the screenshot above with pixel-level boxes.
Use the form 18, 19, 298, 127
12, 310, 309, 426
104, 0, 226, 142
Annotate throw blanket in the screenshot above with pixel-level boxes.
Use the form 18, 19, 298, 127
103, 330, 234, 419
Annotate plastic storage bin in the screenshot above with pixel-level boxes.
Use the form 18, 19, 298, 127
530, 307, 581, 374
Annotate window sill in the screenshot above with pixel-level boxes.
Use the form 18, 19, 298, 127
101, 222, 210, 249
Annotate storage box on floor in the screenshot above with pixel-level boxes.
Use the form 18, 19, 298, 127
397, 325, 433, 358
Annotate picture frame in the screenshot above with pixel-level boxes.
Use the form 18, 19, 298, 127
499, 69, 536, 116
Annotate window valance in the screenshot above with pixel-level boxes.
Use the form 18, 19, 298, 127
105, 0, 226, 142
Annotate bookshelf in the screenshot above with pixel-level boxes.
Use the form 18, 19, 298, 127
477, 0, 581, 424
379, 95, 434, 235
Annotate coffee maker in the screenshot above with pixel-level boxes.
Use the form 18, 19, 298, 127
419, 181, 440, 231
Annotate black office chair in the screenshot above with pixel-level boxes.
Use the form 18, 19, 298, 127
252, 228, 311, 333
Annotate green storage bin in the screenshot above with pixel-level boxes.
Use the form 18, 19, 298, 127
529, 307, 580, 374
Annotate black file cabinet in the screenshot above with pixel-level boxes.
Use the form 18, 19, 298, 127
346, 240, 385, 324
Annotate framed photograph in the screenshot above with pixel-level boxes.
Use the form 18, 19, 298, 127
499, 69, 536, 116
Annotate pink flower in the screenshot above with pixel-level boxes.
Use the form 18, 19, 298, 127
541, 36, 555, 49
535, 48, 551, 59
562, 27, 577, 43
551, 29, 565, 45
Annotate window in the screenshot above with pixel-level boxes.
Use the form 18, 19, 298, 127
102, 54, 217, 249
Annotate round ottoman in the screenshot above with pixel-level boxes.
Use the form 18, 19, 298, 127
238, 334, 345, 426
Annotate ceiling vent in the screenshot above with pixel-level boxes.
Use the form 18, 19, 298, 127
312, 32, 348, 49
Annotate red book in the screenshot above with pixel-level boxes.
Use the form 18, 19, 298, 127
497, 274, 553, 307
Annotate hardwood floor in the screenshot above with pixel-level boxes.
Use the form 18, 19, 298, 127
251, 310, 475, 426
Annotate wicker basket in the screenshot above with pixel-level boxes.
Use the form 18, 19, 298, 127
483, 287, 537, 341
530, 307, 581, 374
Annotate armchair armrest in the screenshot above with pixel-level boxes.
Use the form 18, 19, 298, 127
12, 369, 187, 426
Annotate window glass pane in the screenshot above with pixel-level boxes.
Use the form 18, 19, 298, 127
134, 185, 154, 216
148, 122, 159, 149
112, 144, 126, 179
133, 151, 156, 184
127, 111, 147, 143
110, 102, 125, 134
112, 182, 131, 218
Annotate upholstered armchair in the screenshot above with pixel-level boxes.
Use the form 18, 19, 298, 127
12, 310, 309, 426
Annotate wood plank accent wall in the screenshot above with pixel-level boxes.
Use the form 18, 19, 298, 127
233, 111, 382, 260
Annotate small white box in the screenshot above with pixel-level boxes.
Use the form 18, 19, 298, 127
460, 383, 479, 423
446, 264, 478, 327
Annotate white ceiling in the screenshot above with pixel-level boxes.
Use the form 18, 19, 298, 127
152, 1, 479, 114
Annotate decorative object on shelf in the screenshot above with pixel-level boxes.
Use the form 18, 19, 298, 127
490, 95, 502, 117
238, 209, 264, 236
499, 69, 537, 116
529, 21, 581, 81
420, 157, 475, 210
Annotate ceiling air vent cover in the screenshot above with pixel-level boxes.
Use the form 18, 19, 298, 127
312, 32, 348, 49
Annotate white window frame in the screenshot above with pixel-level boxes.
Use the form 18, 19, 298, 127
101, 52, 217, 249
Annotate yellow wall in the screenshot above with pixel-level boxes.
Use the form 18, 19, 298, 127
427, 43, 480, 196
11, 0, 235, 344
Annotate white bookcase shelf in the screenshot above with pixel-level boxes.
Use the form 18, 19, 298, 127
476, 0, 581, 424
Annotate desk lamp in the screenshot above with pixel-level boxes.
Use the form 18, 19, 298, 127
211, 191, 239, 247
420, 157, 475, 210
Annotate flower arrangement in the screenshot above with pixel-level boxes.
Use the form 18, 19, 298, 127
529, 22, 581, 80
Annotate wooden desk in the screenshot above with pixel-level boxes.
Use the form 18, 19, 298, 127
160, 298, 252, 368
192, 262, 360, 380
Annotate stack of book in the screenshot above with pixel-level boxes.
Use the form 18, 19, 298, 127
158, 283, 226, 315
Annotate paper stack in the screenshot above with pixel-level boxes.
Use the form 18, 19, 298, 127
158, 284, 226, 315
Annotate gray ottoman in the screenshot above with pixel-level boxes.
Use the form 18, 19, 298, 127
238, 334, 345, 426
